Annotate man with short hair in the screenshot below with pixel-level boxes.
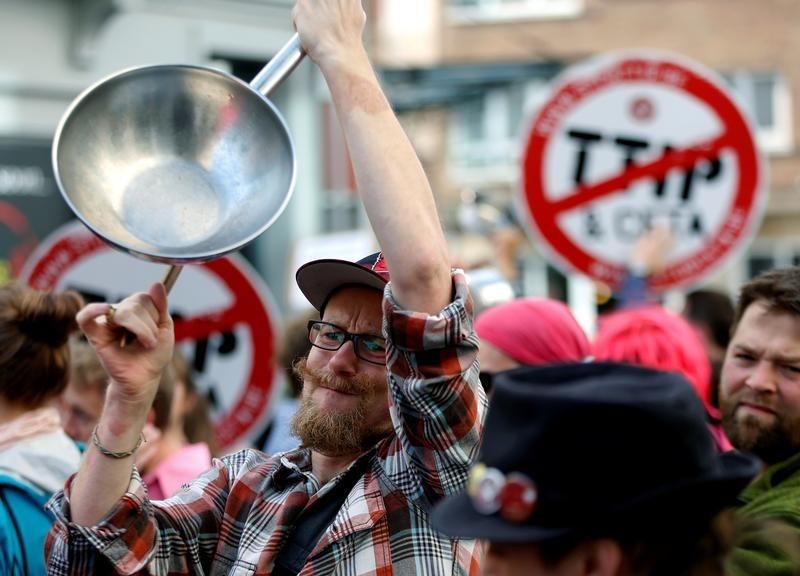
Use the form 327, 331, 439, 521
720, 266, 800, 576
44, 1, 486, 574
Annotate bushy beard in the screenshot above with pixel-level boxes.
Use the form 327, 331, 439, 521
290, 359, 393, 457
721, 391, 800, 465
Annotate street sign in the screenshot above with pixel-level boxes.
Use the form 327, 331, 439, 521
21, 221, 282, 449
519, 51, 766, 291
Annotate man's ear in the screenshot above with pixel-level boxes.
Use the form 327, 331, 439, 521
580, 538, 623, 576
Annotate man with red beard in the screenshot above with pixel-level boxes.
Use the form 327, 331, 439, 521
721, 267, 800, 576
44, 1, 486, 575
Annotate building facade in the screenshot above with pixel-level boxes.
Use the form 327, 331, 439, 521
372, 0, 800, 304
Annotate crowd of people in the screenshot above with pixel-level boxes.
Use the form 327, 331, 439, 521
1, 1, 800, 574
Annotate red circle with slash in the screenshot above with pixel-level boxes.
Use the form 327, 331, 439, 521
0, 201, 39, 277
520, 51, 766, 291
21, 221, 280, 449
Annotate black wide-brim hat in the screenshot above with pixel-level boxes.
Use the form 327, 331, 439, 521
432, 362, 759, 543
296, 252, 389, 312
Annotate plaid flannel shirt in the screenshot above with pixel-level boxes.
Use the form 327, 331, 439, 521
46, 271, 487, 575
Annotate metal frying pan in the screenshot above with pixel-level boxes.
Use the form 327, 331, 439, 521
52, 35, 305, 290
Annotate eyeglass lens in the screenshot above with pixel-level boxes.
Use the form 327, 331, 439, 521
309, 321, 386, 364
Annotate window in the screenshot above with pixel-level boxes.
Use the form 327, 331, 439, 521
448, 78, 550, 181
449, 0, 584, 23
450, 90, 516, 171
724, 71, 793, 155
320, 192, 364, 233
318, 100, 366, 233
747, 254, 776, 280
745, 243, 800, 282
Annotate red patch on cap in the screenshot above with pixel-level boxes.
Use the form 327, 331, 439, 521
366, 252, 390, 281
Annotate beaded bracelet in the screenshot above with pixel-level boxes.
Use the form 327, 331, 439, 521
91, 425, 145, 459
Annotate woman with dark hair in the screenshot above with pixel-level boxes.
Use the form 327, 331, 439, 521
172, 351, 218, 457
134, 351, 215, 500
683, 288, 735, 409
0, 281, 84, 574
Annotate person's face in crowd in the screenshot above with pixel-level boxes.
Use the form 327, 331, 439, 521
482, 540, 620, 576
292, 286, 392, 456
720, 300, 800, 465
477, 340, 520, 392
477, 340, 520, 375
58, 382, 105, 443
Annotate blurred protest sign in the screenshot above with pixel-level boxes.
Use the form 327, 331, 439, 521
519, 51, 766, 291
0, 138, 74, 283
21, 221, 282, 449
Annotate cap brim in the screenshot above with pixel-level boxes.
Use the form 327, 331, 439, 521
432, 450, 758, 543
432, 492, 572, 543
296, 258, 388, 311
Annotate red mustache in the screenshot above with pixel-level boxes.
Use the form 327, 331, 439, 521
295, 359, 373, 396
734, 391, 777, 414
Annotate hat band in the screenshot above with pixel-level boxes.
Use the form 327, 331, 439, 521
467, 463, 538, 524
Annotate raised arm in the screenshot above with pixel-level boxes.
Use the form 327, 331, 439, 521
68, 283, 174, 525
293, 0, 452, 314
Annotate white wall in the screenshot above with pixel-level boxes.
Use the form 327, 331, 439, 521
373, 0, 442, 67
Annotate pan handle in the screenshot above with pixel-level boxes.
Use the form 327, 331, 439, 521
250, 34, 306, 97
117, 264, 184, 347
162, 265, 183, 294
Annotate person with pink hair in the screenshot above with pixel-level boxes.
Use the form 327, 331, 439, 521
593, 305, 732, 451
475, 297, 591, 391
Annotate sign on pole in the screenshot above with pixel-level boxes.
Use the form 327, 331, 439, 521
519, 51, 767, 291
21, 221, 282, 449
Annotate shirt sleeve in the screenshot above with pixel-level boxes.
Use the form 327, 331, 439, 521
45, 452, 259, 575
727, 520, 800, 576
727, 461, 800, 576
380, 269, 487, 507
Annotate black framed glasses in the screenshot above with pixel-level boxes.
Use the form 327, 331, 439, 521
307, 320, 387, 365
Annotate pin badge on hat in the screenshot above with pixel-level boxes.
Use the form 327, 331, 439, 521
500, 473, 538, 523
468, 463, 505, 514
468, 463, 538, 523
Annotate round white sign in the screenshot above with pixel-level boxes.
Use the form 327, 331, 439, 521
21, 221, 283, 449
519, 51, 767, 291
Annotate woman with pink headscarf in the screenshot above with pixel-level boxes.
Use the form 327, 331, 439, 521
475, 297, 591, 391
593, 305, 732, 451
